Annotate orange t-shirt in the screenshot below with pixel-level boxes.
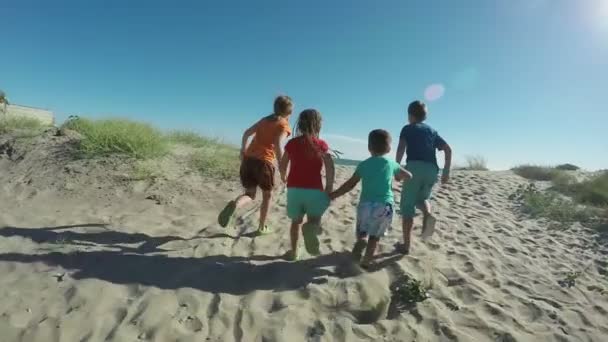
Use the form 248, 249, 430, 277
245, 116, 291, 163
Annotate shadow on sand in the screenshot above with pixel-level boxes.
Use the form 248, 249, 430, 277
0, 225, 384, 295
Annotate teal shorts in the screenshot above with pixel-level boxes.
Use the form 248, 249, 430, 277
400, 161, 439, 218
287, 188, 330, 220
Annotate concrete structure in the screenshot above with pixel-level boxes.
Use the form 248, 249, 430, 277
1, 104, 55, 126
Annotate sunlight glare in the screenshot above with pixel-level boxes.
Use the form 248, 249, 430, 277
424, 84, 445, 102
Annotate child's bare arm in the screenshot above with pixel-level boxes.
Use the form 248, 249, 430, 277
396, 137, 407, 164
441, 144, 452, 184
279, 152, 290, 183
273, 132, 289, 165
322, 153, 335, 193
330, 174, 360, 200
240, 121, 259, 158
395, 166, 412, 182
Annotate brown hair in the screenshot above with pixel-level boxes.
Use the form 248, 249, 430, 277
368, 129, 392, 155
296, 109, 323, 158
273, 95, 293, 117
408, 100, 427, 122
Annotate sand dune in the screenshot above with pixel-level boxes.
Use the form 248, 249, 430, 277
1, 132, 607, 341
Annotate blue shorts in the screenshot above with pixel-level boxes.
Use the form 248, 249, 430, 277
356, 202, 394, 238
287, 188, 330, 220
400, 161, 439, 218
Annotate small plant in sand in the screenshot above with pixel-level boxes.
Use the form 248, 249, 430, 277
387, 274, 429, 318
558, 271, 581, 288
62, 116, 167, 159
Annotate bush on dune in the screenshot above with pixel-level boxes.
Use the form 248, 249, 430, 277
568, 172, 608, 206
462, 155, 488, 171
512, 165, 561, 181
62, 117, 167, 159
556, 163, 580, 171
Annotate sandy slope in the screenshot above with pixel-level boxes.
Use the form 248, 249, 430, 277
1, 135, 607, 341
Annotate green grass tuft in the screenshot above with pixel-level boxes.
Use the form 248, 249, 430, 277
0, 115, 46, 135
189, 145, 240, 180
166, 130, 217, 148
512, 165, 561, 181
62, 117, 167, 159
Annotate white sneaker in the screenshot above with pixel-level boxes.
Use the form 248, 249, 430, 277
421, 214, 436, 240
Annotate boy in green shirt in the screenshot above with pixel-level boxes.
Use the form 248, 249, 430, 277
330, 129, 411, 269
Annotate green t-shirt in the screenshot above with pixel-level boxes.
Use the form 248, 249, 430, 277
355, 156, 401, 204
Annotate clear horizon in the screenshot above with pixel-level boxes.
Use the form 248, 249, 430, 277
2, 0, 607, 170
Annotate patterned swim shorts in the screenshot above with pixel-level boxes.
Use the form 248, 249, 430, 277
356, 202, 394, 238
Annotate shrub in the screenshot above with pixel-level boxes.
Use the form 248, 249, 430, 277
166, 130, 216, 148
463, 155, 488, 171
512, 165, 560, 181
568, 172, 608, 206
62, 117, 167, 159
511, 183, 605, 229
556, 163, 580, 171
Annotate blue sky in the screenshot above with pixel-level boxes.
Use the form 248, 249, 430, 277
2, 0, 607, 170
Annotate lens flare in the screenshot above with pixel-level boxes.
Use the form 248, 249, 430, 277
424, 84, 445, 102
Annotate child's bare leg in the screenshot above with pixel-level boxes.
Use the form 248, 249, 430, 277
361, 236, 379, 267
236, 188, 257, 207
417, 200, 431, 216
289, 218, 303, 259
258, 190, 272, 230
218, 188, 256, 228
402, 217, 414, 254
352, 231, 368, 261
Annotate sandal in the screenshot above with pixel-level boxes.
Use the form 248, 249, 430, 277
284, 249, 299, 261
257, 225, 273, 235
302, 222, 321, 255
396, 243, 410, 255
218, 201, 236, 228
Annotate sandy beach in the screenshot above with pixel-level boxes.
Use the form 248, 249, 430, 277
1, 130, 607, 342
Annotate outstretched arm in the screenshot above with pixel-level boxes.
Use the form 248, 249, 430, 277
395, 166, 412, 182
240, 121, 259, 159
330, 174, 361, 200
322, 153, 335, 193
396, 137, 406, 164
273, 131, 289, 165
279, 152, 290, 184
441, 144, 452, 184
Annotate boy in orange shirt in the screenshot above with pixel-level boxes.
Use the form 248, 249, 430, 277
218, 95, 293, 234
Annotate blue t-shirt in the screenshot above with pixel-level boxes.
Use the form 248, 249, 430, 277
399, 123, 447, 166
355, 156, 402, 204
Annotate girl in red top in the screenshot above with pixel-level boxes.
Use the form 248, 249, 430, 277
279, 109, 335, 260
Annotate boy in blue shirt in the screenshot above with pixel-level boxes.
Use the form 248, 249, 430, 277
330, 129, 411, 269
396, 100, 452, 254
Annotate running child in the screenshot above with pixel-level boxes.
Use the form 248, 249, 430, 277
330, 129, 411, 269
279, 109, 334, 260
217, 95, 293, 234
395, 100, 452, 254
